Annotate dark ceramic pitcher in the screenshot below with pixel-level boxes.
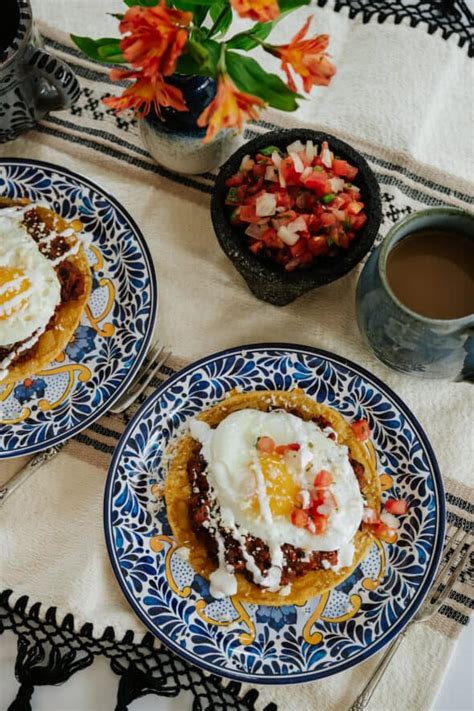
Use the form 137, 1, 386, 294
356, 208, 474, 381
0, 0, 80, 142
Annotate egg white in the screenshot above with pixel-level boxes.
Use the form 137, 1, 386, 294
0, 213, 61, 346
190, 408, 363, 554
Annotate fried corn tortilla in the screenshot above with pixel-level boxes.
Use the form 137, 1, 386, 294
0, 198, 92, 384
165, 389, 381, 606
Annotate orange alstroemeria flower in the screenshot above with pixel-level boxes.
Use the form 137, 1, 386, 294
103, 68, 187, 117
119, 1, 192, 77
272, 17, 336, 93
230, 0, 279, 23
197, 74, 266, 144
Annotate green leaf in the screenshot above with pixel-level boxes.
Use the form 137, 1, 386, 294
71, 35, 126, 64
208, 2, 233, 37
227, 0, 310, 50
123, 0, 158, 7
226, 52, 300, 111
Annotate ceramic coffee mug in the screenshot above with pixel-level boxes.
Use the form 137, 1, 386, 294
0, 0, 80, 142
356, 208, 474, 381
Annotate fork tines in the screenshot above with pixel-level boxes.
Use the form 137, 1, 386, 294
428, 522, 473, 610
110, 344, 171, 415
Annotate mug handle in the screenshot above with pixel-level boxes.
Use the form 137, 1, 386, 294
27, 47, 80, 114
459, 329, 474, 383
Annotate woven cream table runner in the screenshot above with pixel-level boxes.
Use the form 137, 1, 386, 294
1, 2, 473, 709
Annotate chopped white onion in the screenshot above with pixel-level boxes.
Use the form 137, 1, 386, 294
380, 511, 401, 529
239, 154, 250, 170
255, 192, 277, 217
305, 140, 315, 162
245, 223, 266, 239
271, 150, 282, 168
333, 209, 345, 221
301, 166, 313, 182
265, 166, 278, 181
289, 151, 304, 173
329, 177, 345, 193
286, 140, 305, 154
321, 147, 332, 168
277, 225, 300, 246
287, 216, 307, 232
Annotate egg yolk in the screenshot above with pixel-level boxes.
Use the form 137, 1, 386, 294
252, 453, 300, 516
0, 267, 31, 320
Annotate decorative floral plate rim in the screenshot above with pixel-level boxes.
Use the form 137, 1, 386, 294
104, 343, 445, 684
0, 158, 158, 459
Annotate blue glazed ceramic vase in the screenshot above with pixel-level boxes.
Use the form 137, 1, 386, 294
139, 74, 241, 175
356, 208, 474, 381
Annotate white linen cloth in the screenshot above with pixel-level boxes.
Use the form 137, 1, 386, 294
1, 2, 473, 709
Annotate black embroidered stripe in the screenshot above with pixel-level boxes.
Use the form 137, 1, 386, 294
35, 123, 214, 194
446, 492, 474, 515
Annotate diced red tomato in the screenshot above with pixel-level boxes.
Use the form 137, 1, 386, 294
384, 498, 409, 515
249, 241, 262, 254
311, 513, 328, 534
347, 201, 364, 215
225, 173, 244, 187
239, 204, 261, 224
320, 212, 337, 227
256, 436, 275, 453
372, 522, 397, 543
279, 157, 302, 185
276, 191, 293, 210
313, 470, 334, 488
351, 418, 370, 442
252, 163, 266, 178
332, 159, 358, 180
275, 442, 301, 455
308, 236, 329, 256
291, 508, 309, 528
303, 172, 331, 196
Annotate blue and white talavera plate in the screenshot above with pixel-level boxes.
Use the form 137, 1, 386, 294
104, 344, 445, 684
0, 159, 157, 458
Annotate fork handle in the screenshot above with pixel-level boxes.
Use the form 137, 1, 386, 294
0, 444, 64, 506
349, 628, 409, 710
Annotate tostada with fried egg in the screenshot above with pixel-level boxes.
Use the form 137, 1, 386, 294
165, 389, 382, 606
0, 197, 92, 384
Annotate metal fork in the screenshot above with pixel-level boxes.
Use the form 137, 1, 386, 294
349, 523, 473, 711
0, 343, 171, 506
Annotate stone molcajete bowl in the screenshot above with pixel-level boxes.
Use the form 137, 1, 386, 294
211, 129, 382, 306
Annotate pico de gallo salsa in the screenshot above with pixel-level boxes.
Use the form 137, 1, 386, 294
225, 139, 367, 271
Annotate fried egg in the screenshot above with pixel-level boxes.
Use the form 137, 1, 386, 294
190, 408, 363, 554
0, 213, 61, 346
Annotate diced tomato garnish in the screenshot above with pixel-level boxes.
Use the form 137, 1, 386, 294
249, 241, 262, 254
320, 212, 337, 227
384, 498, 409, 515
275, 442, 301, 455
311, 513, 328, 534
291, 508, 309, 528
313, 470, 334, 488
372, 522, 397, 543
332, 159, 358, 180
225, 173, 244, 187
351, 418, 370, 442
280, 157, 301, 185
256, 436, 275, 454
308, 236, 329, 256
347, 201, 364, 215
252, 163, 266, 178
303, 172, 330, 196
239, 204, 261, 224
352, 213, 367, 230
